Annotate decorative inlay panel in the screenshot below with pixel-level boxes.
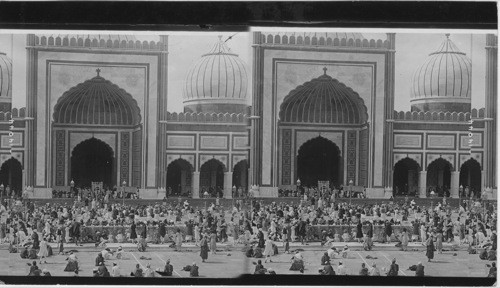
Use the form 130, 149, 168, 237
347, 130, 357, 183
167, 135, 195, 149
427, 134, 455, 149
200, 136, 228, 150
281, 129, 292, 185
131, 130, 142, 187
55, 130, 66, 186
120, 132, 130, 184
1, 132, 23, 148
394, 134, 422, 149
358, 128, 368, 187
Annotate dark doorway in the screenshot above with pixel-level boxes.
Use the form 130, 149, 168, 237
166, 159, 193, 196
459, 158, 481, 196
233, 160, 248, 191
393, 158, 420, 196
0, 158, 23, 197
426, 158, 452, 197
200, 159, 225, 196
71, 138, 114, 189
297, 136, 342, 187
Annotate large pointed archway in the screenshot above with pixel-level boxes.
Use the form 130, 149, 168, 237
52, 71, 143, 190
427, 158, 452, 197
200, 159, 225, 197
460, 158, 481, 196
297, 136, 342, 187
232, 159, 248, 194
71, 138, 115, 189
393, 158, 420, 196
0, 158, 23, 197
166, 159, 193, 196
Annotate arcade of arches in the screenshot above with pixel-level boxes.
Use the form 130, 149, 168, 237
165, 158, 248, 198
71, 138, 115, 189
392, 157, 483, 198
297, 137, 342, 187
0, 158, 23, 197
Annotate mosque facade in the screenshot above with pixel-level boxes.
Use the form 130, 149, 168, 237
0, 32, 496, 199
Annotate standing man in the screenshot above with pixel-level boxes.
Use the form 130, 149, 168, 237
71, 219, 81, 246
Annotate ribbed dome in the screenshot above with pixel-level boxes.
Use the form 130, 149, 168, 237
279, 68, 368, 124
0, 52, 12, 111
53, 69, 141, 125
411, 34, 471, 113
183, 36, 248, 114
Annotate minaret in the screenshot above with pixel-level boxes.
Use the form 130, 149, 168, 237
484, 34, 497, 196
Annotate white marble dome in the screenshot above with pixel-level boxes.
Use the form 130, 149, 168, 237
0, 52, 12, 111
183, 36, 248, 114
411, 34, 472, 113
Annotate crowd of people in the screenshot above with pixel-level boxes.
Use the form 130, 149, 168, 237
0, 185, 497, 277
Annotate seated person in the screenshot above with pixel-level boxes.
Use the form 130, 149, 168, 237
245, 245, 254, 258
131, 264, 143, 277
320, 263, 335, 275
28, 261, 39, 276
95, 252, 105, 266
64, 252, 79, 272
116, 246, 124, 259
289, 251, 305, 272
327, 246, 339, 259
253, 247, 263, 258
156, 259, 173, 276
189, 262, 199, 277
321, 252, 330, 265
101, 248, 113, 260
254, 259, 266, 274
487, 262, 496, 278
341, 245, 350, 258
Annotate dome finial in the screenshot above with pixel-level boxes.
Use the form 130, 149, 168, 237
218, 35, 223, 41
445, 33, 450, 39
96, 68, 101, 77
323, 67, 328, 75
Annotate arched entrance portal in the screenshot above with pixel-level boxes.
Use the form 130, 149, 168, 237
232, 160, 248, 195
393, 158, 420, 196
0, 158, 23, 197
460, 158, 481, 197
426, 158, 452, 197
200, 159, 225, 197
166, 159, 193, 196
297, 137, 342, 187
71, 138, 115, 189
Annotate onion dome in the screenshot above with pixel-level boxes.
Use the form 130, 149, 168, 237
279, 67, 368, 124
183, 36, 248, 114
0, 52, 12, 111
411, 34, 471, 113
53, 69, 141, 125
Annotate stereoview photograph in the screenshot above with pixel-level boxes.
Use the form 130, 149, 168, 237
0, 29, 496, 284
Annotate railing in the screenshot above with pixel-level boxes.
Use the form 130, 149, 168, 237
259, 33, 390, 49
165, 111, 247, 123
33, 35, 167, 51
392, 109, 484, 122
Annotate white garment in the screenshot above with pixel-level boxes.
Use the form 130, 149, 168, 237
264, 239, 273, 257
337, 264, 347, 275
38, 240, 49, 257
111, 265, 121, 277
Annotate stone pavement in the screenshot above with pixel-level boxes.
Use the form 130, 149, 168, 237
1, 240, 489, 278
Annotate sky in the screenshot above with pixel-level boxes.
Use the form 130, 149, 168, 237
0, 31, 491, 111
